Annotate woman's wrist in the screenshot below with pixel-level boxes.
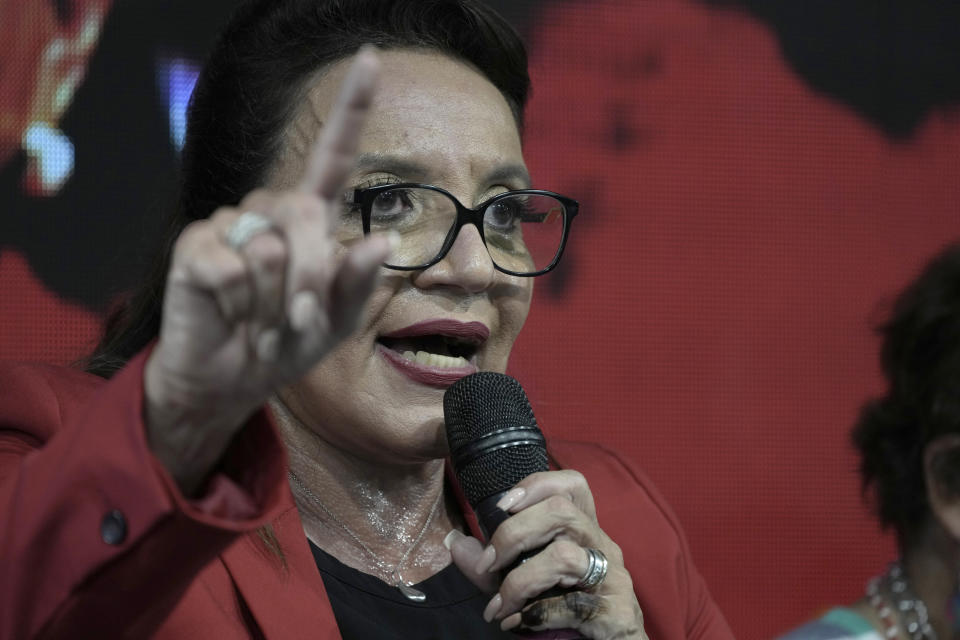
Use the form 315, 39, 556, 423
143, 354, 254, 496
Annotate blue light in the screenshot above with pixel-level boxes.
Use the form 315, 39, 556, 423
157, 57, 201, 152
22, 122, 75, 195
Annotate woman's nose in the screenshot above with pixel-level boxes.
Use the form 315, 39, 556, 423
414, 223, 495, 293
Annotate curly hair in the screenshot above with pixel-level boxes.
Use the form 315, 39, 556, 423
852, 242, 960, 546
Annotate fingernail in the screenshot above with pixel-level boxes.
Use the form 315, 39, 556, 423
356, 43, 380, 60
483, 593, 502, 623
475, 545, 496, 574
442, 529, 464, 550
500, 613, 521, 631
256, 329, 281, 362
496, 487, 526, 512
289, 291, 318, 330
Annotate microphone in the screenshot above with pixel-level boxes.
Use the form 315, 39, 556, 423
444, 372, 583, 639
444, 371, 548, 539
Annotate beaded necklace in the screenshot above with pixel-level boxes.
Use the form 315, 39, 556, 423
866, 562, 936, 640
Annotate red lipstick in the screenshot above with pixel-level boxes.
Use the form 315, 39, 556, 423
377, 344, 478, 387
379, 320, 490, 343
377, 319, 489, 387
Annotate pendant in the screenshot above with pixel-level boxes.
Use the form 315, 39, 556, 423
397, 580, 426, 602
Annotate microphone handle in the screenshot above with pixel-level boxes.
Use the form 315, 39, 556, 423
475, 492, 586, 640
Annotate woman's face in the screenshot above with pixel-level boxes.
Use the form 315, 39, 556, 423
272, 50, 533, 463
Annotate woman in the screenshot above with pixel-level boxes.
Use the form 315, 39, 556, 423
779, 243, 960, 640
0, 1, 733, 638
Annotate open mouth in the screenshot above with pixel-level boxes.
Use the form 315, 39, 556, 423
377, 334, 481, 369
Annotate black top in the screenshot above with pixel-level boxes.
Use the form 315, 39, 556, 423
309, 541, 516, 639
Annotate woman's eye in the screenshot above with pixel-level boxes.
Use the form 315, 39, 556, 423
372, 191, 400, 213
486, 200, 523, 232
371, 190, 413, 219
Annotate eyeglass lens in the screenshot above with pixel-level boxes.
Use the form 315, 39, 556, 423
355, 187, 566, 273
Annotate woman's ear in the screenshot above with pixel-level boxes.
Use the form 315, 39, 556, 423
924, 434, 960, 541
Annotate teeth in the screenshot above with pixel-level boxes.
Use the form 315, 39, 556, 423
401, 350, 468, 369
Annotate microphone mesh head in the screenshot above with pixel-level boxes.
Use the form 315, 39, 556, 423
444, 372, 548, 506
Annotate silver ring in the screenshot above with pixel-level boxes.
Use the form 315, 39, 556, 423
576, 548, 608, 591
224, 211, 275, 251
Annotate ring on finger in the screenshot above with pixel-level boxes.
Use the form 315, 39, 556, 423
576, 548, 608, 591
224, 211, 276, 251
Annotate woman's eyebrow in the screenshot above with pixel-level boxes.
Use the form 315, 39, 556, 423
353, 153, 428, 181
484, 164, 532, 189
353, 153, 531, 188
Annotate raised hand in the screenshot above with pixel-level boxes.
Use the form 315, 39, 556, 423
447, 470, 649, 640
143, 48, 390, 495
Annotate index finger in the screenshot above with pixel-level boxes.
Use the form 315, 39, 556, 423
298, 45, 381, 200
500, 471, 598, 521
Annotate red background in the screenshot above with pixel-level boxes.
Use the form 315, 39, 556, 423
2, 0, 959, 637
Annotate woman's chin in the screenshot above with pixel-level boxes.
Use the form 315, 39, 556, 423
344, 412, 449, 465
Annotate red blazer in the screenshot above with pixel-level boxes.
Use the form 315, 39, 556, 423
0, 352, 734, 640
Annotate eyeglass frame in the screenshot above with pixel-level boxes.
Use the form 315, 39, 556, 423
351, 182, 579, 277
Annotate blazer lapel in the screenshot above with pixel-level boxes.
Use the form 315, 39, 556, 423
221, 500, 341, 639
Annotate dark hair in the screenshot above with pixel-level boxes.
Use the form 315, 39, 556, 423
852, 242, 960, 547
85, 0, 529, 377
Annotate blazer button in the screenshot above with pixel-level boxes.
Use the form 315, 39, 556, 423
100, 510, 128, 545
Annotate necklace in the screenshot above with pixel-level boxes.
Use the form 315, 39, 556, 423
866, 561, 937, 640
288, 470, 443, 602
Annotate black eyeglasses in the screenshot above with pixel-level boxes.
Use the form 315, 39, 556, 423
350, 183, 578, 277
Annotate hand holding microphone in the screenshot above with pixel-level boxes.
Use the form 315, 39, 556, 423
444, 373, 648, 640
